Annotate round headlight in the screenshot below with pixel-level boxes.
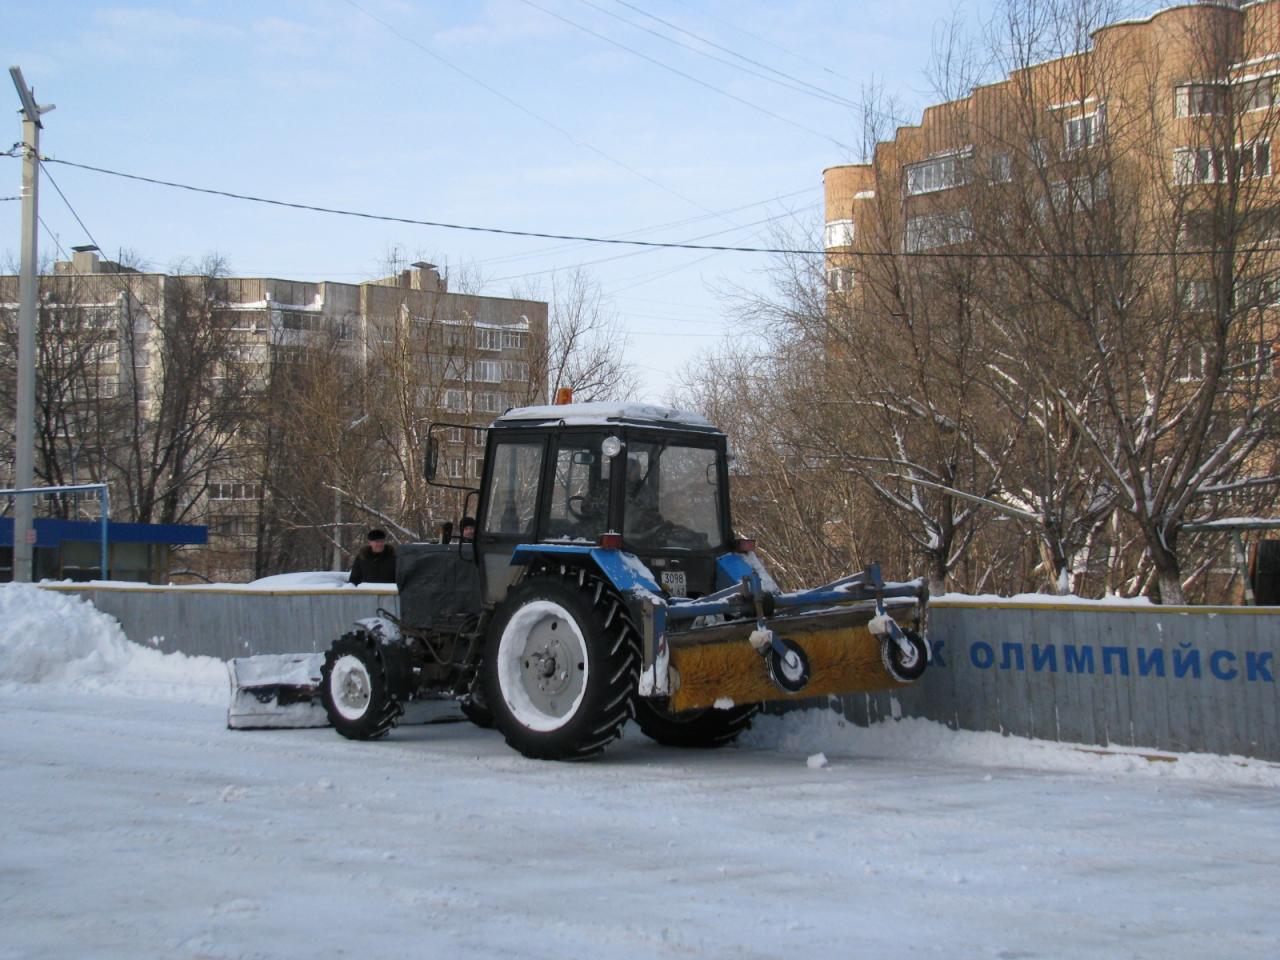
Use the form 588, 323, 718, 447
601, 435, 623, 458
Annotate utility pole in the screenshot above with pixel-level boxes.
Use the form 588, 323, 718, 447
9, 67, 53, 582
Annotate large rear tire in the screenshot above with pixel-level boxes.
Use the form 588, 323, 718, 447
634, 698, 758, 748
483, 568, 639, 760
320, 632, 405, 740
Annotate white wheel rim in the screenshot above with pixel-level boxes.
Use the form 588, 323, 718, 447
330, 654, 372, 721
497, 600, 589, 732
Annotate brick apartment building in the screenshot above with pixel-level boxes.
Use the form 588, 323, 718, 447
1, 249, 547, 580
819, 0, 1278, 599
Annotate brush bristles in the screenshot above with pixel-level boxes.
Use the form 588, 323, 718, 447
668, 624, 907, 712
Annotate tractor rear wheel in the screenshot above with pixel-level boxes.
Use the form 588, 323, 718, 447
634, 698, 758, 748
320, 632, 405, 740
483, 569, 639, 760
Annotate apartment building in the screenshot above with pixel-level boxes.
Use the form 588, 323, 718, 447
0, 250, 548, 580
819, 0, 1278, 600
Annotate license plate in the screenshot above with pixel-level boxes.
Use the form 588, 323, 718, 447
660, 570, 687, 596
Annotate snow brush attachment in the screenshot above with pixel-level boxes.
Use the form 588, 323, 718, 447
656, 564, 930, 713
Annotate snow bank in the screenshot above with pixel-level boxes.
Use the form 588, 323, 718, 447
0, 584, 226, 704
933, 591, 1155, 607
745, 707, 1280, 788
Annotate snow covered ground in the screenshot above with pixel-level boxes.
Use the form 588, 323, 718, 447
2, 583, 1278, 959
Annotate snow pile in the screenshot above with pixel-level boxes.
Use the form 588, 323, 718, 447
746, 707, 1280, 788
0, 584, 226, 704
933, 591, 1156, 606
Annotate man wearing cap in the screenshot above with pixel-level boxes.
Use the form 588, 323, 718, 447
349, 529, 397, 585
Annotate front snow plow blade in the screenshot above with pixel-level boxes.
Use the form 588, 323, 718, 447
665, 601, 922, 712
227, 654, 328, 729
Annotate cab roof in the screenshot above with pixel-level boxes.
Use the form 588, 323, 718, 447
493, 402, 721, 434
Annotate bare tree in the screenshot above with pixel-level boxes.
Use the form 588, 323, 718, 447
516, 268, 638, 403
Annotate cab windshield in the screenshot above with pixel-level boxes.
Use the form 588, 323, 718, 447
622, 440, 722, 551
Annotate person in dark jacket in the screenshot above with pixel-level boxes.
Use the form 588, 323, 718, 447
349, 529, 397, 585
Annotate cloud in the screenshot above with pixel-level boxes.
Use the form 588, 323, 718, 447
432, 0, 565, 48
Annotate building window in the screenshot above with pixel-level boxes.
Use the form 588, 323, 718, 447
209, 514, 256, 539
474, 392, 506, 414
1175, 343, 1207, 382
1179, 280, 1213, 310
904, 151, 968, 196
825, 266, 854, 292
823, 219, 855, 249
1174, 142, 1271, 184
502, 329, 528, 350
1048, 172, 1109, 211
279, 310, 324, 332
1175, 84, 1227, 117
443, 357, 468, 381
1240, 76, 1277, 112
446, 457, 464, 479
468, 456, 484, 479
503, 360, 529, 382
476, 328, 503, 351
905, 210, 974, 252
473, 359, 503, 383
989, 152, 1012, 183
444, 389, 466, 412
209, 481, 263, 501
1233, 277, 1280, 311
1064, 109, 1104, 150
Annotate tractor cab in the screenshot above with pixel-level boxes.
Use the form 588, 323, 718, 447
473, 402, 731, 604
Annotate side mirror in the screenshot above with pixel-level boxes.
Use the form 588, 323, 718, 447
425, 435, 439, 481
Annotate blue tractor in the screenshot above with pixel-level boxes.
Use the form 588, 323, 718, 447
316, 401, 931, 760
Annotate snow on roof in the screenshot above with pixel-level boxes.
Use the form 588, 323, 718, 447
495, 402, 717, 430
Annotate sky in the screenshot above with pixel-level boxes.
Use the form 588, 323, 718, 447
2, 0, 1154, 401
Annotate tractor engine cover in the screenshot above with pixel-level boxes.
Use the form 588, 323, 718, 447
396, 543, 483, 630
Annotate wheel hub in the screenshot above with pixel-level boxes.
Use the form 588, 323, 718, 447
330, 654, 372, 720
498, 601, 590, 731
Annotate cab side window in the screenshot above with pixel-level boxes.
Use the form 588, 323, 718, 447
546, 439, 610, 540
483, 442, 544, 537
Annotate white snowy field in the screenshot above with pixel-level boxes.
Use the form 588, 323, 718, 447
2, 584, 1279, 959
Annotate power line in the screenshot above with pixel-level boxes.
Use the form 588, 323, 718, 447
470, 185, 817, 268
485, 210, 790, 284
37, 215, 69, 262
40, 156, 1273, 262
514, 0, 857, 153
667, 0, 855, 85
40, 162, 104, 254
576, 0, 861, 109
43, 155, 817, 254
340, 0, 744, 231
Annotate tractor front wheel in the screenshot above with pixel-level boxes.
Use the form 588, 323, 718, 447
483, 570, 639, 760
634, 698, 758, 748
320, 632, 405, 740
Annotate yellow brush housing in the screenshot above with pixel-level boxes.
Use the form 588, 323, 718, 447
666, 605, 919, 712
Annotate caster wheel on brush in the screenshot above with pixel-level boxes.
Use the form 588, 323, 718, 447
882, 628, 929, 683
